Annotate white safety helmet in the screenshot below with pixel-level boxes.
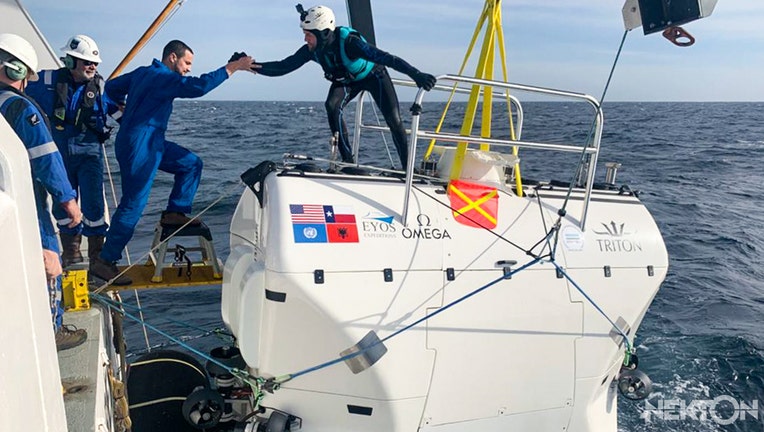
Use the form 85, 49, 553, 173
300, 5, 335, 32
61, 34, 102, 63
0, 33, 39, 81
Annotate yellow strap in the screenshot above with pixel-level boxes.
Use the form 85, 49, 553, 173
450, 4, 498, 181
492, 5, 524, 197
424, 1, 523, 196
423, 2, 491, 161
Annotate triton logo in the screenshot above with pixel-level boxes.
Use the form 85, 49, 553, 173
593, 221, 642, 253
593, 221, 631, 237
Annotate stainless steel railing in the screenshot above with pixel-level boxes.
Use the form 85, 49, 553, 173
353, 74, 603, 230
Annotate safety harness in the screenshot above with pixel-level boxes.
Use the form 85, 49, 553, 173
53, 68, 109, 142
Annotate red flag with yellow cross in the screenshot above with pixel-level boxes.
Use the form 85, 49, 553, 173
447, 180, 499, 229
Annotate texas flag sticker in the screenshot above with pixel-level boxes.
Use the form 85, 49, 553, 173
291, 204, 359, 243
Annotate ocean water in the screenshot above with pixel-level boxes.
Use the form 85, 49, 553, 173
113, 100, 764, 431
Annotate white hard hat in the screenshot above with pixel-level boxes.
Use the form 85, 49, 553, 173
0, 33, 39, 81
300, 5, 335, 32
61, 34, 101, 63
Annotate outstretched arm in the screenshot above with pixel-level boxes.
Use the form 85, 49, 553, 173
252, 45, 312, 77
345, 35, 436, 90
173, 53, 255, 99
153, 54, 253, 100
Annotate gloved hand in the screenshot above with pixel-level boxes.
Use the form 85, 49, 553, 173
228, 52, 248, 62
226, 53, 256, 75
412, 71, 437, 91
97, 126, 113, 144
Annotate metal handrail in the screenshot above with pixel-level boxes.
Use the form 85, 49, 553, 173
354, 74, 603, 230
352, 79, 525, 162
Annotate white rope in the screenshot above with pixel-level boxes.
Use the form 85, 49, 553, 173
101, 143, 151, 350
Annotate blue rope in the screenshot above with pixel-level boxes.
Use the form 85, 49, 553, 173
98, 294, 233, 338
411, 184, 630, 358
92, 293, 238, 375
93, 293, 271, 407
93, 247, 633, 388
126, 328, 230, 358
557, 30, 629, 218
551, 262, 633, 354
286, 257, 543, 382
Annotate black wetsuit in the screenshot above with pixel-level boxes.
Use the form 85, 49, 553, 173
257, 27, 425, 167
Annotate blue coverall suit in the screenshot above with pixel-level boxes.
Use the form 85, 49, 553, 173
101, 59, 229, 263
0, 85, 77, 330
26, 69, 115, 237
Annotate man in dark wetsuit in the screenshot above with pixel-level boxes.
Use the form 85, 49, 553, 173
253, 4, 437, 168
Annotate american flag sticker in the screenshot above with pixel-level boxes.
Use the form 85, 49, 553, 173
290, 204, 359, 243
290, 204, 326, 223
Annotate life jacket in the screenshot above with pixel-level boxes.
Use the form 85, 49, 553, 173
53, 68, 105, 135
316, 26, 374, 83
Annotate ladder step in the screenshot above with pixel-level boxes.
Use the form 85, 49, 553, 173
158, 222, 213, 241
150, 221, 222, 283
98, 264, 223, 290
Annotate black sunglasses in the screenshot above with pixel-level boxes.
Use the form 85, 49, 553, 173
79, 59, 99, 67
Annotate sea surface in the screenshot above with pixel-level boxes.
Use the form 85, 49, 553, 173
112, 100, 764, 431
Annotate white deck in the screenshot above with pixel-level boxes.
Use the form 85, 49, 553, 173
59, 305, 121, 432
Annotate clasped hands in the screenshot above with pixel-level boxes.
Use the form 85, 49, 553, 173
227, 51, 262, 74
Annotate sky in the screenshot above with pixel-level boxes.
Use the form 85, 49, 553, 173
18, 0, 764, 102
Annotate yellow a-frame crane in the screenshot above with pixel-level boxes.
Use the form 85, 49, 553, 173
424, 0, 523, 196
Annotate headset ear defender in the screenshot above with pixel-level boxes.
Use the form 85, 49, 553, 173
63, 54, 75, 70
3, 59, 28, 81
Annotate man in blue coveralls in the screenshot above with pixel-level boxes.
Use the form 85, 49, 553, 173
89, 40, 254, 285
0, 33, 87, 350
27, 35, 117, 270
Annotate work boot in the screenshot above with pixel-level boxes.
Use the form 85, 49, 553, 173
161, 210, 201, 227
89, 255, 132, 286
87, 235, 105, 264
55, 324, 87, 351
60, 233, 84, 268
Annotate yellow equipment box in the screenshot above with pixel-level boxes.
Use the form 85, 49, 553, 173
62, 269, 90, 311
